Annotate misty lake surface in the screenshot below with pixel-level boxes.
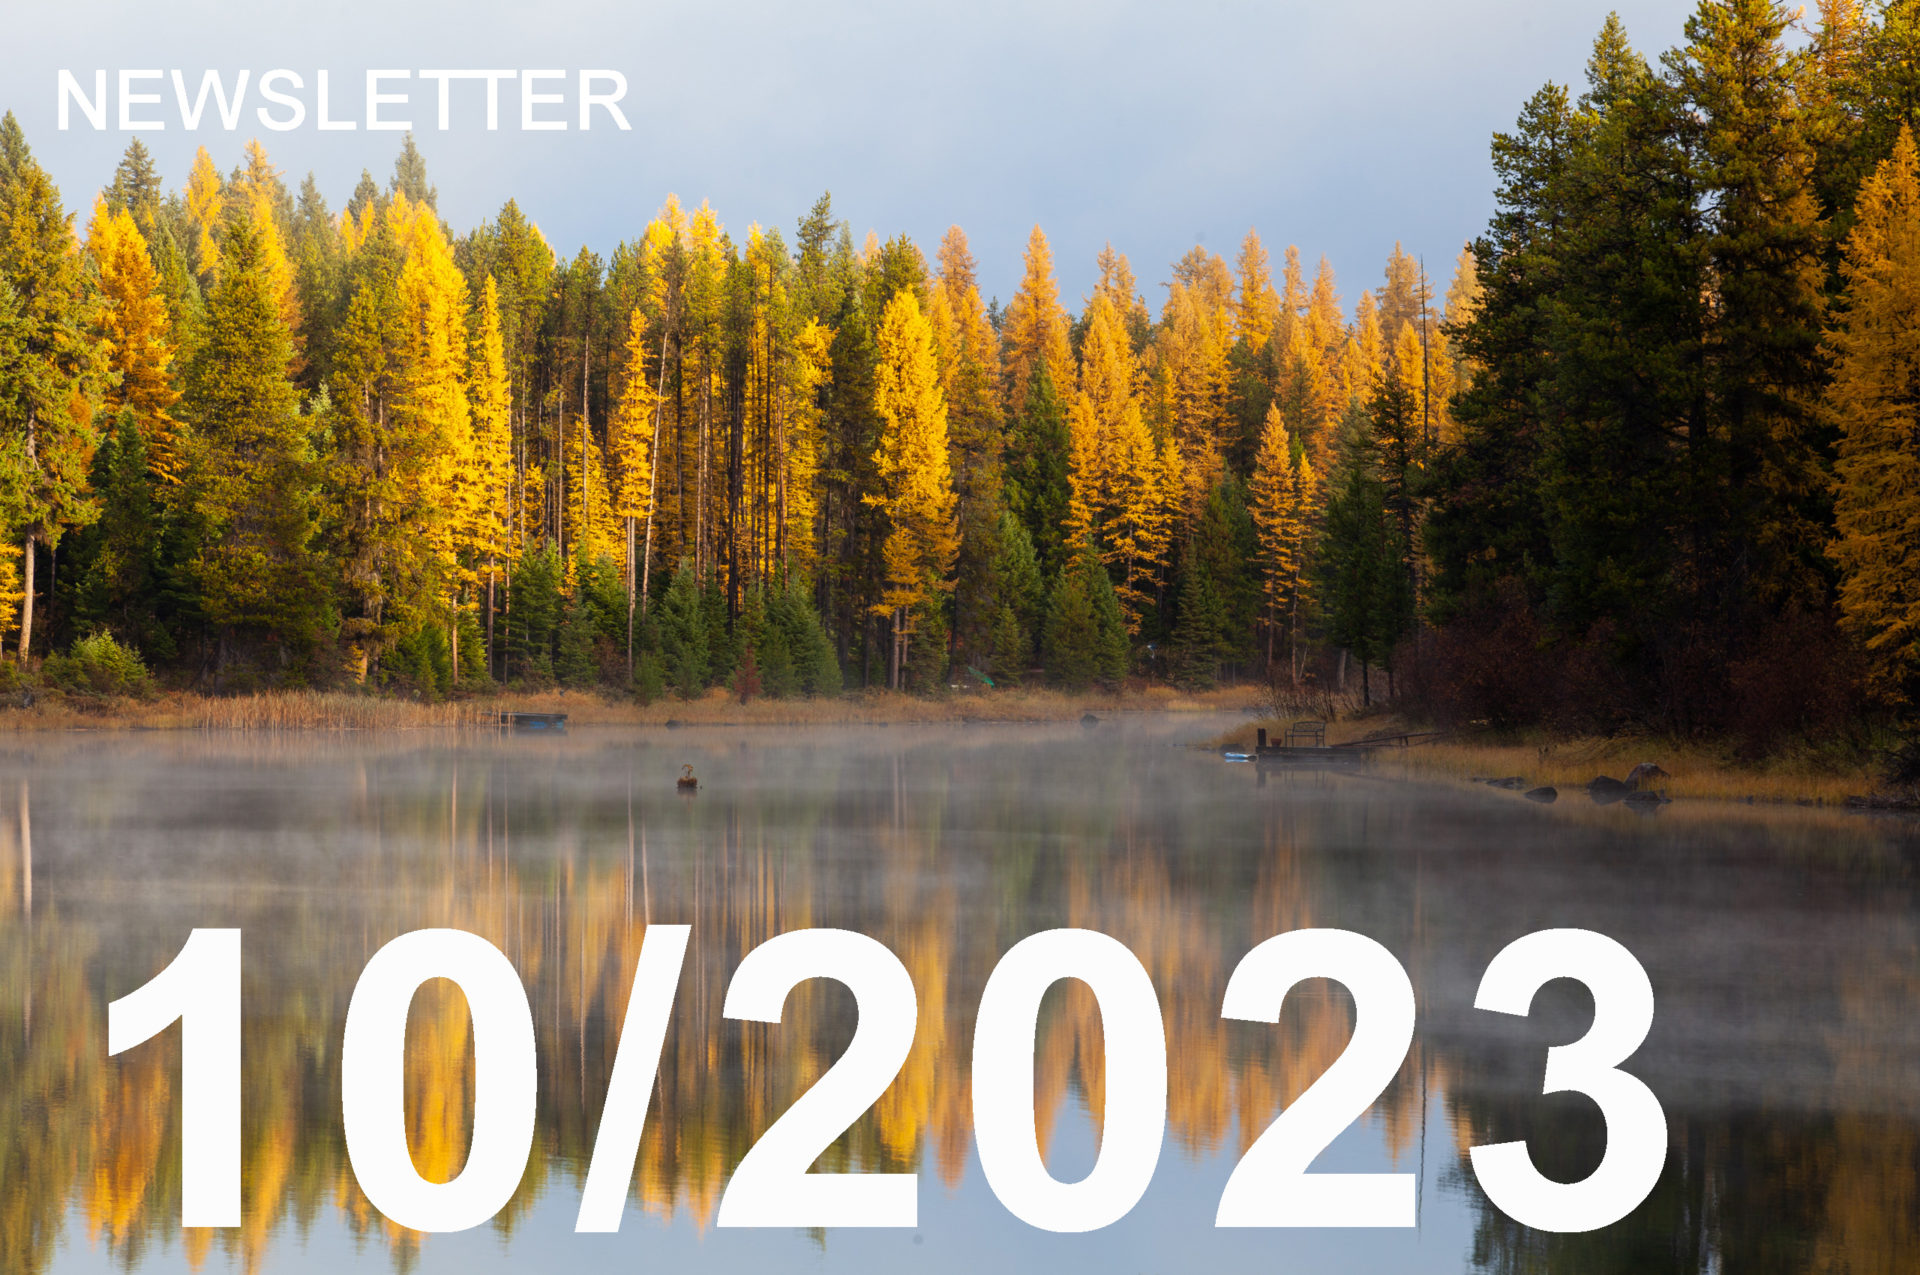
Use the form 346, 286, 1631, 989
3, 714, 1918, 1273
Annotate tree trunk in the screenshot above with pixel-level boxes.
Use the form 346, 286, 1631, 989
891, 607, 904, 691
640, 321, 671, 619
486, 560, 497, 681
18, 530, 34, 662
626, 514, 636, 678
581, 330, 591, 562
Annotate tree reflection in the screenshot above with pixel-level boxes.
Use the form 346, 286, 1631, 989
0, 731, 1913, 1272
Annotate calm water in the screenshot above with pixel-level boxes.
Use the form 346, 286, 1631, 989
3, 716, 1917, 1273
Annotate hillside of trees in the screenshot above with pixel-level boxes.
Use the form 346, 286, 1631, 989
2, 0, 1919, 756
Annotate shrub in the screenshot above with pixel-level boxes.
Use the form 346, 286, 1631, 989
45, 632, 151, 698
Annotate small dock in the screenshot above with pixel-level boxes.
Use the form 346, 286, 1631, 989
1250, 722, 1374, 767
500, 711, 569, 734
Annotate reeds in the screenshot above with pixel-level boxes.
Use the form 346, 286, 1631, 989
0, 683, 1261, 733
1207, 716, 1882, 805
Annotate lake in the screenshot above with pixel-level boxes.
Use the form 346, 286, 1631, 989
3, 715, 1916, 1273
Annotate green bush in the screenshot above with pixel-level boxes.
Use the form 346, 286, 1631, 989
45, 632, 151, 697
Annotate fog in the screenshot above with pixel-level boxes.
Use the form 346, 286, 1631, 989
4, 717, 1917, 1272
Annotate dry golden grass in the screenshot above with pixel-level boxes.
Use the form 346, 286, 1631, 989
1207, 716, 1886, 805
0, 683, 1260, 733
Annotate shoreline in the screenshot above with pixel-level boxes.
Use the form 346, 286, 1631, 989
5, 685, 1909, 811
0, 684, 1260, 732
1206, 717, 1909, 810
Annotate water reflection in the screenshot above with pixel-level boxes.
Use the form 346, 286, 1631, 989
1, 721, 1917, 1273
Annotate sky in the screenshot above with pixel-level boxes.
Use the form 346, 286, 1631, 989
1, 0, 1700, 312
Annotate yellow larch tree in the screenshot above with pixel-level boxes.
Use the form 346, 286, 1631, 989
1443, 243, 1483, 396
468, 276, 514, 657
1000, 225, 1072, 416
779, 317, 832, 577
228, 141, 299, 353
1277, 245, 1309, 355
1093, 242, 1149, 337
85, 199, 182, 484
1071, 292, 1170, 632
1235, 228, 1280, 351
390, 193, 476, 679
1829, 124, 1920, 703
1249, 404, 1315, 681
867, 289, 958, 688
1349, 290, 1386, 403
608, 309, 657, 661
183, 146, 224, 281
1150, 277, 1233, 520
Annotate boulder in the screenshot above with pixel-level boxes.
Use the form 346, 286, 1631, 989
1524, 786, 1558, 803
1588, 775, 1628, 804
1625, 762, 1670, 792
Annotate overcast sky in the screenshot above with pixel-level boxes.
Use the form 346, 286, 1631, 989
2, 0, 1698, 311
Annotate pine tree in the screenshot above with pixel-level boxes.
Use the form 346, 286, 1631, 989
1319, 407, 1412, 705
1425, 81, 1572, 622
1044, 546, 1129, 689
1170, 555, 1232, 688
506, 543, 560, 681
555, 586, 596, 687
181, 212, 322, 661
69, 408, 163, 654
104, 139, 161, 229
1003, 359, 1071, 576
657, 558, 708, 698
989, 508, 1046, 658
390, 133, 438, 210
1673, 0, 1830, 614
1829, 124, 1920, 704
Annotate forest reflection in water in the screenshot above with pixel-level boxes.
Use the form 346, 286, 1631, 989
1, 717, 1917, 1274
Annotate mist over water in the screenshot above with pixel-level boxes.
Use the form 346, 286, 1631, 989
3, 715, 1917, 1272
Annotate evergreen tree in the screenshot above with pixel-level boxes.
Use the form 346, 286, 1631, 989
1044, 547, 1128, 688
67, 408, 163, 654
389, 133, 438, 210
181, 212, 324, 666
555, 587, 596, 687
1003, 359, 1071, 576
657, 559, 708, 699
1170, 555, 1232, 688
104, 139, 161, 229
989, 509, 1045, 664
506, 544, 560, 681
1319, 410, 1411, 705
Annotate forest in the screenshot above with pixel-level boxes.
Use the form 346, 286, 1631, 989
1, 0, 1918, 756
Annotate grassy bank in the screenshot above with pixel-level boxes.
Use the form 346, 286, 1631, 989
1208, 716, 1895, 806
0, 683, 1259, 732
